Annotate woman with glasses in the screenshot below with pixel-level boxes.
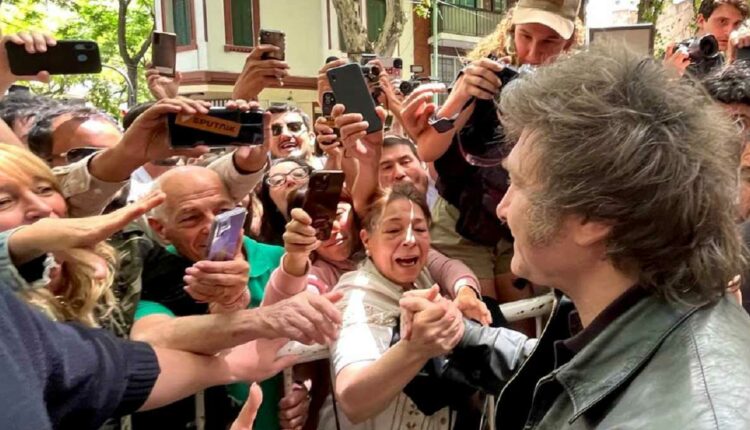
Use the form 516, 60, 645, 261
253, 157, 314, 246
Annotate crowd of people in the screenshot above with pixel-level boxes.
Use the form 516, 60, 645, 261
2, 0, 750, 429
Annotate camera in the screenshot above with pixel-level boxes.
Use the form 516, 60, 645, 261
675, 34, 722, 77
361, 64, 381, 83
398, 65, 426, 96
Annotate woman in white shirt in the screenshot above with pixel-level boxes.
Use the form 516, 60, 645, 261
325, 183, 465, 430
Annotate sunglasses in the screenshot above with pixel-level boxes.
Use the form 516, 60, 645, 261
55, 147, 102, 164
265, 166, 311, 188
271, 121, 305, 137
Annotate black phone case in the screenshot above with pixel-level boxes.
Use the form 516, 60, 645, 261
327, 63, 382, 134
259, 30, 285, 61
167, 109, 264, 148
6, 40, 102, 75
152, 32, 177, 77
303, 171, 345, 241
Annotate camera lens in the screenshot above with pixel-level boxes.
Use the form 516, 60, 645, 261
77, 54, 88, 62
85, 44, 95, 50
75, 44, 85, 50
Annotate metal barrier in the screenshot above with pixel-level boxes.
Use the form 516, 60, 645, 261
277, 293, 557, 429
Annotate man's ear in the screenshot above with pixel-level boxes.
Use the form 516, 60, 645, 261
572, 217, 612, 248
696, 14, 707, 32
147, 217, 170, 244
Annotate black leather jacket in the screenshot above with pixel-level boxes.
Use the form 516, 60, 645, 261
445, 293, 750, 429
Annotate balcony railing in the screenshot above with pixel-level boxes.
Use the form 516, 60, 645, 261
437, 3, 504, 38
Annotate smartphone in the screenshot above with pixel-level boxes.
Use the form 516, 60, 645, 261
259, 29, 285, 61
321, 91, 336, 117
302, 170, 345, 241
6, 40, 102, 75
206, 207, 248, 261
167, 108, 265, 148
327, 63, 382, 134
151, 31, 177, 77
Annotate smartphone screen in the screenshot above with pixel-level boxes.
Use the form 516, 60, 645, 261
259, 29, 285, 61
206, 207, 248, 261
6, 40, 102, 75
302, 171, 345, 241
327, 63, 382, 134
167, 108, 265, 148
152, 31, 177, 77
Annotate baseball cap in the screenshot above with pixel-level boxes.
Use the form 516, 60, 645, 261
512, 0, 581, 40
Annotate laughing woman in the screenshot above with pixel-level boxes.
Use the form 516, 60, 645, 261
325, 183, 464, 429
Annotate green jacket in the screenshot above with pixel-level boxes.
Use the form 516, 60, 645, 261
448, 292, 750, 429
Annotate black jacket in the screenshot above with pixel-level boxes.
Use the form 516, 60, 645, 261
447, 292, 750, 429
0, 281, 159, 429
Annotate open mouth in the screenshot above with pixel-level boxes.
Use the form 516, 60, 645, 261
323, 234, 347, 248
279, 140, 299, 152
395, 256, 419, 267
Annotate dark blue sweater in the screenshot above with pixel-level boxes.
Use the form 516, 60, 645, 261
0, 282, 160, 429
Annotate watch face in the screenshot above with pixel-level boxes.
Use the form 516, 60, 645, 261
428, 116, 455, 134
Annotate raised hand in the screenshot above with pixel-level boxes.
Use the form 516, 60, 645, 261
0, 31, 55, 91
233, 45, 290, 101
146, 66, 183, 100
8, 191, 166, 265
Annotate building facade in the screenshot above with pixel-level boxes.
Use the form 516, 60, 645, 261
155, 0, 417, 118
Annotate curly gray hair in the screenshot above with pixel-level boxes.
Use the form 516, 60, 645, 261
499, 44, 746, 305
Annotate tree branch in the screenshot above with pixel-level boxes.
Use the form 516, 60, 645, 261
374, 0, 407, 56
117, 0, 133, 64
331, 0, 371, 54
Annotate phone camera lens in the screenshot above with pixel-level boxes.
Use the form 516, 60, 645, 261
75, 44, 85, 50
77, 54, 89, 62
85, 44, 95, 50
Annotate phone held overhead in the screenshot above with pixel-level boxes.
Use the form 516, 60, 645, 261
6, 40, 102, 75
167, 108, 265, 148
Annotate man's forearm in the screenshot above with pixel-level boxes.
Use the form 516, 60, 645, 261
139, 347, 232, 411
89, 146, 146, 183
351, 152, 381, 218
444, 321, 535, 394
130, 309, 270, 355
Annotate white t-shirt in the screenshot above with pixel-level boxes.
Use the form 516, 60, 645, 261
319, 260, 452, 430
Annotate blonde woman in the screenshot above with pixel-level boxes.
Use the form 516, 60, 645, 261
0, 143, 120, 330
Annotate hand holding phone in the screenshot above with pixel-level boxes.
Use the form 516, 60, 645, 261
151, 31, 177, 77
297, 171, 345, 241
206, 207, 248, 261
259, 29, 286, 61
5, 38, 101, 76
167, 107, 265, 148
327, 63, 383, 134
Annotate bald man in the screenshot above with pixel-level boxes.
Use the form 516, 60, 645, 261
131, 166, 339, 430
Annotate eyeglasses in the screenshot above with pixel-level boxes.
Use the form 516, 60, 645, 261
271, 121, 305, 137
265, 166, 311, 188
55, 147, 102, 164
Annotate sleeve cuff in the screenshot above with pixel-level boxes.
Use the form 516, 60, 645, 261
112, 341, 161, 416
208, 153, 267, 202
0, 228, 35, 292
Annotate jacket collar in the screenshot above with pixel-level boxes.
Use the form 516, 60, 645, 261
553, 293, 699, 423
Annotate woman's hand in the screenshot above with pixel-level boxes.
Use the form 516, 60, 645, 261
454, 286, 492, 326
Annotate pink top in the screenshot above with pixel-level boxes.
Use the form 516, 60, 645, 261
262, 248, 480, 306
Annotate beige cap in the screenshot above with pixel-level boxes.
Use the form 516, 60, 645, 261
512, 0, 581, 40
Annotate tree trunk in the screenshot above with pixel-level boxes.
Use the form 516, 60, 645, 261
373, 0, 406, 56
331, 0, 371, 54
117, 0, 154, 106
